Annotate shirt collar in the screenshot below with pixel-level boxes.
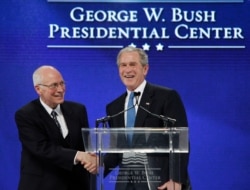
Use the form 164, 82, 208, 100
39, 98, 61, 115
127, 80, 146, 95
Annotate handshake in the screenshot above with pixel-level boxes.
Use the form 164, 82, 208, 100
75, 151, 99, 174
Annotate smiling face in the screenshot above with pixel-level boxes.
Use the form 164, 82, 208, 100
118, 51, 149, 91
34, 66, 65, 109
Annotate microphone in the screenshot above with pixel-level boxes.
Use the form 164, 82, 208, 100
95, 92, 141, 127
95, 115, 111, 124
139, 105, 176, 127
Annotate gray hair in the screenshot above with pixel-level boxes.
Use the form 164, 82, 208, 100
33, 68, 43, 86
116, 46, 149, 66
32, 65, 55, 86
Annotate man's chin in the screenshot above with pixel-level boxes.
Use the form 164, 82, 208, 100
126, 85, 136, 91
56, 98, 64, 104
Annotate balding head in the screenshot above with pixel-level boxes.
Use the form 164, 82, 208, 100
33, 65, 65, 108
33, 65, 61, 86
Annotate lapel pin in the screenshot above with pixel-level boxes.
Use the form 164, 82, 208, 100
146, 102, 150, 105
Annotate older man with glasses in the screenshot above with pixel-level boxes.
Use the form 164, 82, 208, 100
15, 65, 98, 190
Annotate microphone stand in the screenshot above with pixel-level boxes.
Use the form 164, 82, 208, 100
95, 117, 112, 190
95, 116, 110, 128
94, 92, 140, 190
139, 106, 176, 128
138, 105, 176, 185
95, 92, 141, 128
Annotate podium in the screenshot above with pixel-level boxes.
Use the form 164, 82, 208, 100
82, 127, 189, 190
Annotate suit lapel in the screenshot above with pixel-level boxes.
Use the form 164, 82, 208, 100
34, 99, 63, 139
60, 103, 73, 143
135, 83, 153, 127
60, 103, 72, 129
115, 94, 127, 127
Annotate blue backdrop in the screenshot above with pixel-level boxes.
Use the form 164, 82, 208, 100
0, 1, 249, 189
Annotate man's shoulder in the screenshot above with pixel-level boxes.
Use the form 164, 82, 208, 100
147, 82, 173, 92
14, 99, 45, 120
145, 83, 176, 97
107, 93, 126, 107
62, 100, 86, 108
63, 100, 82, 105
16, 99, 40, 112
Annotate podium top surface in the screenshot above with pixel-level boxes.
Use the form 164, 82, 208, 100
82, 127, 188, 132
81, 127, 189, 153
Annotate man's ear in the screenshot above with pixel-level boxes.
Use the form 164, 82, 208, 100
34, 85, 41, 95
143, 64, 149, 76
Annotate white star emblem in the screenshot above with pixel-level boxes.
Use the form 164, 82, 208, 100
156, 43, 164, 51
128, 43, 136, 48
142, 43, 150, 51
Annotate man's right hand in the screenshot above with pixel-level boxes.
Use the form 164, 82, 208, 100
76, 151, 99, 174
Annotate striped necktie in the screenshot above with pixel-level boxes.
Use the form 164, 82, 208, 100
126, 92, 135, 145
51, 110, 62, 134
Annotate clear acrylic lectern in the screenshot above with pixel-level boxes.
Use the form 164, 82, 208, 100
82, 127, 189, 190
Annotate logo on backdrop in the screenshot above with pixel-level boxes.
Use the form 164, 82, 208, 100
47, 1, 245, 51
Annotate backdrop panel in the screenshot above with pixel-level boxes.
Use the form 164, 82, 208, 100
0, 1, 249, 189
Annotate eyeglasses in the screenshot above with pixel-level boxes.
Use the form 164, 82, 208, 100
38, 81, 65, 90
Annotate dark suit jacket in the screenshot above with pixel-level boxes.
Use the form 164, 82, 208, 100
104, 82, 190, 190
15, 99, 91, 190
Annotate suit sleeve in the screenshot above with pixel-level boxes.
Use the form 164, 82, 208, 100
146, 88, 189, 185
166, 90, 189, 184
15, 108, 77, 171
103, 102, 124, 177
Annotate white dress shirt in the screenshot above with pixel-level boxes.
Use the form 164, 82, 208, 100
40, 98, 68, 138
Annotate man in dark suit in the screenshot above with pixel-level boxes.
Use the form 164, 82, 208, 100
104, 47, 191, 190
15, 65, 98, 190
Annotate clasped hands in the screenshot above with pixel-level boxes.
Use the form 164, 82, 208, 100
76, 151, 99, 174
158, 180, 181, 190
